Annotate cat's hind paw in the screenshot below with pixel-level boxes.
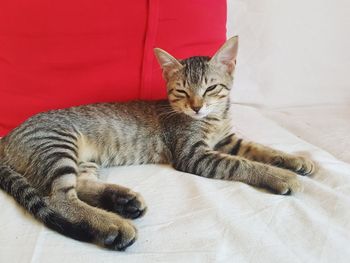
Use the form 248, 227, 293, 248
100, 186, 147, 219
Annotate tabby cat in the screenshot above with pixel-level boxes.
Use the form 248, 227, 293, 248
0, 36, 315, 250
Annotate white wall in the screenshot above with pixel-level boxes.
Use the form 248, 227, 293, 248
227, 0, 350, 107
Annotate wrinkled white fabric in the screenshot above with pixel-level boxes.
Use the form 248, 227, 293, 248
1, 104, 349, 263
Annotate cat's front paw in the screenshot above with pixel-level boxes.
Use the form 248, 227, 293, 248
272, 155, 315, 176
264, 166, 303, 195
101, 186, 147, 219
292, 156, 315, 176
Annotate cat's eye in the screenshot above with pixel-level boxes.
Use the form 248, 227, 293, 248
204, 85, 218, 95
175, 89, 190, 98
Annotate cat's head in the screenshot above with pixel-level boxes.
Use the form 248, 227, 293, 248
154, 36, 238, 119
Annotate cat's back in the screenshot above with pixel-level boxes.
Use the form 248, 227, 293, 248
5, 100, 164, 138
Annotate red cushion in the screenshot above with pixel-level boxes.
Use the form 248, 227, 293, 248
0, 0, 226, 136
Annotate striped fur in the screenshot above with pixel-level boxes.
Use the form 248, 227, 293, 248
0, 165, 95, 242
0, 36, 315, 250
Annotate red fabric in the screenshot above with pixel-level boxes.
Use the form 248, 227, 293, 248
0, 0, 226, 136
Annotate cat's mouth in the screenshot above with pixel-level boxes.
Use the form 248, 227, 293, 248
169, 104, 210, 119
186, 111, 208, 119
183, 107, 211, 119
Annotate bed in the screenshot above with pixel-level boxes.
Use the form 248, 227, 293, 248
1, 103, 349, 262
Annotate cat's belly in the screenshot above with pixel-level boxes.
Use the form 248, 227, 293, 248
77, 134, 170, 167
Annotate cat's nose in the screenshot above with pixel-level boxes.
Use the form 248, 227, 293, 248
191, 106, 202, 114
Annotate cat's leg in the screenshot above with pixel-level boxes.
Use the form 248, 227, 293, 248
214, 134, 315, 176
174, 141, 303, 195
48, 166, 137, 250
76, 162, 147, 219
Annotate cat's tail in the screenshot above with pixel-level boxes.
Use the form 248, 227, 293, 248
0, 163, 94, 242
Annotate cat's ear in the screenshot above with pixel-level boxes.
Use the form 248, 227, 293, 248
154, 48, 183, 81
210, 36, 239, 75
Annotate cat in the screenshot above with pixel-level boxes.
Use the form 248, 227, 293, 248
0, 36, 315, 250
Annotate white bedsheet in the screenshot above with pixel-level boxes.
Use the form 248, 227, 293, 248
1, 104, 349, 263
